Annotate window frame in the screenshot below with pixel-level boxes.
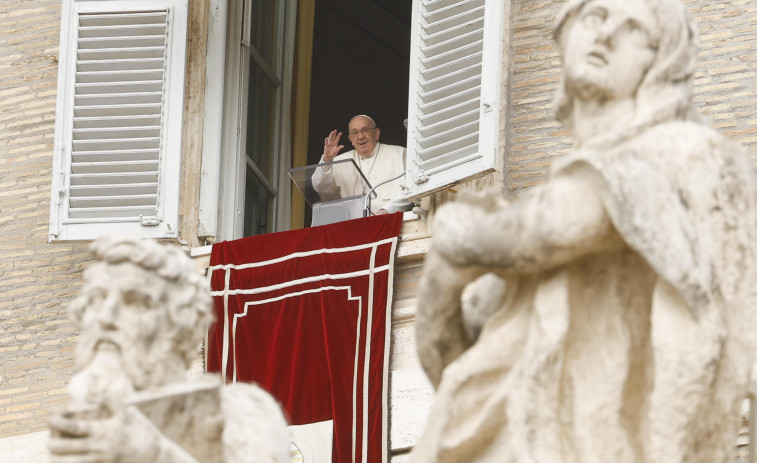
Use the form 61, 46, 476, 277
207, 0, 296, 242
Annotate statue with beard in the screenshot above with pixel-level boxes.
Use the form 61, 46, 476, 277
410, 0, 757, 462
47, 236, 290, 462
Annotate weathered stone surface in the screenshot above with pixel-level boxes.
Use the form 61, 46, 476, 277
412, 0, 757, 462
46, 236, 290, 462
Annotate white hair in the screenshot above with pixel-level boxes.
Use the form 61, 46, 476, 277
348, 114, 377, 130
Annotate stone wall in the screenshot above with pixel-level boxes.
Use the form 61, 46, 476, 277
0, 0, 90, 437
506, 0, 757, 191
0, 0, 211, 438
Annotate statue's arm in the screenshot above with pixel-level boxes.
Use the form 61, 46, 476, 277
416, 250, 484, 389
221, 383, 290, 463
416, 166, 616, 387
434, 166, 617, 274
48, 405, 198, 463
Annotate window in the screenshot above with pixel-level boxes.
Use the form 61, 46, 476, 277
404, 0, 504, 199
202, 0, 501, 240
212, 0, 295, 241
48, 0, 188, 241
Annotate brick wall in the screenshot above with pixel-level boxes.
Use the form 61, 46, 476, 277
506, 0, 757, 192
0, 0, 91, 437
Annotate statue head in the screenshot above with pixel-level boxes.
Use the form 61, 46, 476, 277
553, 0, 700, 145
68, 236, 213, 393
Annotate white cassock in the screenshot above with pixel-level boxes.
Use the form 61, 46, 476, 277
311, 143, 405, 214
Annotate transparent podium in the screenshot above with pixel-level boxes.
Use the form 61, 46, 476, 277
289, 159, 376, 227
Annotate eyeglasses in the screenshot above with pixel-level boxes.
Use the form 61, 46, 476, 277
348, 127, 376, 137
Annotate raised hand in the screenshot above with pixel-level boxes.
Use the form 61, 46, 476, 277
323, 130, 344, 162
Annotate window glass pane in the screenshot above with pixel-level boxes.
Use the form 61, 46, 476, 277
243, 164, 274, 237
246, 62, 276, 182
250, 0, 278, 69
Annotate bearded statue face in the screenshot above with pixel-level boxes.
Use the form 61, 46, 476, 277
69, 261, 179, 404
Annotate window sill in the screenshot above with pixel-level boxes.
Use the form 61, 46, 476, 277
190, 210, 430, 266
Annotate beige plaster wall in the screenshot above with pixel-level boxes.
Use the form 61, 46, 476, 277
0, 1, 88, 438
505, 0, 757, 191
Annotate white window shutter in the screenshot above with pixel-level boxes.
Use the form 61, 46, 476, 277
404, 0, 504, 199
49, 0, 187, 241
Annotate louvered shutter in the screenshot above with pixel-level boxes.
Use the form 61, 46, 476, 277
49, 0, 187, 241
404, 0, 504, 199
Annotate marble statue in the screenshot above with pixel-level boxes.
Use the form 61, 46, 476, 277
411, 0, 757, 462
47, 236, 290, 462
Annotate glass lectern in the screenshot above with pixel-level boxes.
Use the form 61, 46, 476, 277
289, 159, 376, 227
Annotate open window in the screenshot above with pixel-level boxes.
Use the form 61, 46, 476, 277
49, 0, 188, 241
210, 0, 296, 241
298, 0, 505, 212
201, 0, 504, 241
202, 0, 411, 240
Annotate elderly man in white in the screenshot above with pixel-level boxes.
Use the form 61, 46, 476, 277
311, 115, 405, 215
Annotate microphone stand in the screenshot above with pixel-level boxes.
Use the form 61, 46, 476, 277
363, 171, 407, 218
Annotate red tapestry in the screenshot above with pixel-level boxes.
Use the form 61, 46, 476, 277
206, 213, 403, 463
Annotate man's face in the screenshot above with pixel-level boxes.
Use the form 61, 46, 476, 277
562, 0, 658, 101
348, 116, 381, 157
75, 261, 169, 388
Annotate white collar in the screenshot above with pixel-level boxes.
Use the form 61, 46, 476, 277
356, 142, 380, 160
